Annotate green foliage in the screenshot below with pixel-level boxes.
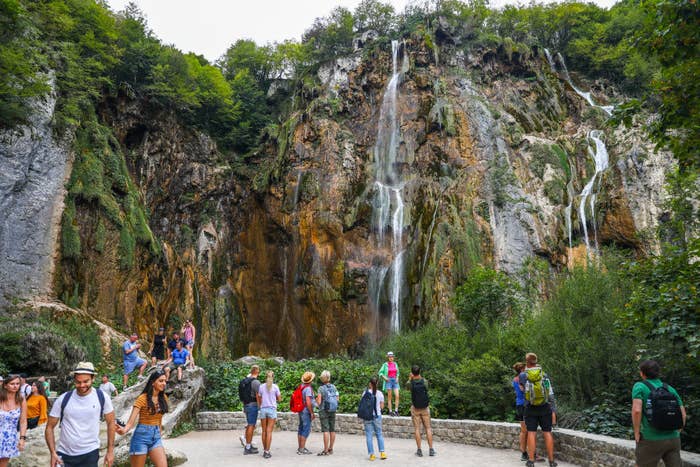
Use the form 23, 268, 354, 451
302, 7, 355, 64
452, 265, 524, 330
118, 224, 135, 269
61, 198, 81, 259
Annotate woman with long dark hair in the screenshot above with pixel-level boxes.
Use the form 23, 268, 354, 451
26, 381, 49, 428
116, 371, 169, 467
362, 376, 386, 461
0, 375, 28, 466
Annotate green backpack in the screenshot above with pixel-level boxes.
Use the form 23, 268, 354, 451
524, 366, 550, 406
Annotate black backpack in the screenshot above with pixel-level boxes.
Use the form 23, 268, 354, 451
642, 381, 684, 431
411, 378, 430, 409
238, 377, 256, 405
357, 390, 377, 421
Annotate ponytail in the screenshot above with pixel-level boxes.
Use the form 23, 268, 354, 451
369, 376, 378, 395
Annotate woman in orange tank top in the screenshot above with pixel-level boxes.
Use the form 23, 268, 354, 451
116, 371, 169, 467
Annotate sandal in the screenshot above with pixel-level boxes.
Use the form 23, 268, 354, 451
327, 449, 333, 455
317, 451, 329, 456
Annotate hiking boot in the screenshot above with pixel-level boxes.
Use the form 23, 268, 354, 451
415, 448, 423, 457
244, 446, 258, 455
369, 454, 376, 461
521, 452, 529, 461
429, 448, 436, 456
526, 461, 535, 467
380, 452, 387, 460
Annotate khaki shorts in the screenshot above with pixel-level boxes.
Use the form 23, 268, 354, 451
411, 406, 432, 432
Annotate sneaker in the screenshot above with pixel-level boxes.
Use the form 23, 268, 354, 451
263, 451, 271, 459
369, 454, 376, 461
297, 448, 312, 455
415, 448, 423, 457
521, 452, 529, 461
239, 435, 246, 448
380, 452, 387, 460
244, 446, 258, 455
526, 461, 535, 467
548, 461, 557, 467
429, 448, 436, 456
393, 410, 399, 416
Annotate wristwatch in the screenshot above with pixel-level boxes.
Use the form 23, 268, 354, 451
19, 436, 27, 440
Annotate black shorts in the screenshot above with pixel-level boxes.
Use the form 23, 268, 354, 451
153, 347, 165, 360
515, 405, 525, 421
57, 449, 99, 467
524, 404, 553, 432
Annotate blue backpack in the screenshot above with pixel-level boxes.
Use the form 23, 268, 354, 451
323, 384, 339, 412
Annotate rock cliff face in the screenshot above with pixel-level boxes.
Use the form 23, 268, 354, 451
2, 37, 675, 359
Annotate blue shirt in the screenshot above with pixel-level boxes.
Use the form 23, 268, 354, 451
172, 348, 189, 365
123, 341, 139, 362
513, 377, 525, 406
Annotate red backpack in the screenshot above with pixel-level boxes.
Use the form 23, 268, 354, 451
290, 384, 309, 413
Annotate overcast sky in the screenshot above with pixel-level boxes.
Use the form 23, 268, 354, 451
105, 0, 618, 63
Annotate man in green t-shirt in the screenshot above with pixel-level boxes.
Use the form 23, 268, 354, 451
631, 360, 687, 467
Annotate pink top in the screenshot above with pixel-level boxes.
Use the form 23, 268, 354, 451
183, 325, 194, 341
387, 361, 397, 379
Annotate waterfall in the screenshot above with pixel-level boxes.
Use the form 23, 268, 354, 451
368, 40, 408, 335
552, 52, 613, 258
544, 48, 556, 72
293, 170, 303, 209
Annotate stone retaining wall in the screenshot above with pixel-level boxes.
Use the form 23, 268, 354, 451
196, 411, 700, 467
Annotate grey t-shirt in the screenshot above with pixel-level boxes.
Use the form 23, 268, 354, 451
302, 385, 315, 414
247, 378, 261, 406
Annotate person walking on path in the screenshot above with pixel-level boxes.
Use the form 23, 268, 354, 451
408, 365, 435, 457
257, 370, 281, 459
378, 351, 400, 415
0, 375, 28, 466
164, 340, 190, 382
512, 362, 528, 461
240, 365, 261, 455
99, 375, 119, 398
122, 333, 147, 391
361, 376, 386, 461
297, 371, 316, 455
148, 327, 167, 366
116, 370, 169, 467
519, 353, 557, 467
316, 370, 339, 456
45, 362, 115, 467
632, 359, 686, 467
26, 381, 49, 429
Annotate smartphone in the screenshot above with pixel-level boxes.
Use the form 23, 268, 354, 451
116, 419, 126, 427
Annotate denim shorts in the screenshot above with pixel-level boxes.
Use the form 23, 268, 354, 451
385, 377, 399, 390
259, 407, 277, 419
124, 357, 146, 375
129, 424, 163, 455
244, 403, 259, 426
298, 410, 312, 437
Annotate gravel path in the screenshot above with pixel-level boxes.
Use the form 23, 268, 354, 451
166, 430, 578, 466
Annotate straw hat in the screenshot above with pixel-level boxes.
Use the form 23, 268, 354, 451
301, 371, 315, 384
71, 362, 97, 376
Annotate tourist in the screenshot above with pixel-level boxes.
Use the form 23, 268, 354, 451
315, 370, 338, 456
512, 362, 528, 461
122, 333, 148, 391
632, 360, 686, 467
18, 374, 31, 400
362, 376, 386, 460
257, 370, 281, 459
240, 365, 261, 455
99, 375, 118, 398
167, 332, 186, 360
26, 381, 49, 429
45, 361, 115, 467
149, 327, 167, 366
519, 353, 557, 467
378, 351, 400, 415
0, 375, 28, 466
164, 340, 190, 382
116, 370, 169, 467
181, 319, 196, 353
408, 365, 435, 457
296, 371, 316, 455
38, 376, 50, 396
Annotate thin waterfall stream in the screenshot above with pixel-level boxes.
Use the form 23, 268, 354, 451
368, 40, 408, 335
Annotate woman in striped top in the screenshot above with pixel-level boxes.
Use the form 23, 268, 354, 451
116, 371, 169, 466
